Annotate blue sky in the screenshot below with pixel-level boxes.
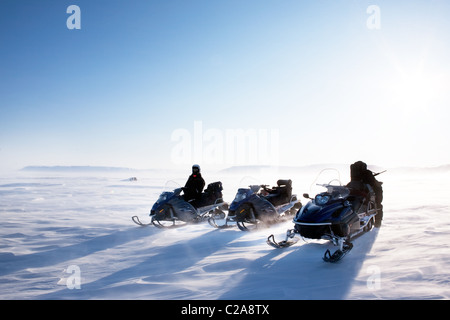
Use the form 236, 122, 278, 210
1, 0, 449, 171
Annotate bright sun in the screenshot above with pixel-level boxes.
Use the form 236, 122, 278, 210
393, 72, 437, 114
369, 56, 448, 167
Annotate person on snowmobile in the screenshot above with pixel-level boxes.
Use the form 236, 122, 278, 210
183, 164, 205, 206
347, 161, 383, 226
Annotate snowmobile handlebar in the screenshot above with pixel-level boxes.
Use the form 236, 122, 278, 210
373, 170, 387, 177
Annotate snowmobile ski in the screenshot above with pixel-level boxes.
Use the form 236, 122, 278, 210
207, 216, 235, 229
266, 235, 299, 249
151, 216, 187, 229
266, 229, 299, 248
237, 220, 259, 232
322, 242, 353, 263
132, 215, 153, 226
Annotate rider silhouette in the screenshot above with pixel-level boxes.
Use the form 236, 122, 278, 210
183, 164, 205, 206
347, 161, 383, 226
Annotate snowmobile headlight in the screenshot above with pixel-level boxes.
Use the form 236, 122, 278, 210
315, 194, 330, 205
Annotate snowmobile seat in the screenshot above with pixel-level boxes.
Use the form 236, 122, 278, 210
206, 181, 223, 198
266, 179, 292, 206
346, 183, 372, 213
276, 179, 292, 199
197, 181, 223, 207
347, 181, 370, 198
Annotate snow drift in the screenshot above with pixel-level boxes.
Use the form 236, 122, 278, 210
1, 165, 450, 299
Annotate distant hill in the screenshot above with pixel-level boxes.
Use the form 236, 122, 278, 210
219, 163, 450, 175
21, 163, 450, 175
219, 164, 352, 174
390, 164, 450, 174
21, 166, 140, 173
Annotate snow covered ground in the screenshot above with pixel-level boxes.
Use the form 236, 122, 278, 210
1, 166, 450, 300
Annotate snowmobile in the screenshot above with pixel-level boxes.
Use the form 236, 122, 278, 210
209, 179, 302, 231
267, 169, 383, 262
132, 181, 228, 228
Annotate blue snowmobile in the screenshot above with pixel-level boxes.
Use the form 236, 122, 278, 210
132, 181, 227, 228
267, 169, 383, 262
209, 179, 302, 231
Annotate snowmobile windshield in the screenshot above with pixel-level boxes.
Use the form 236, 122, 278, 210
309, 168, 342, 195
159, 180, 183, 198
320, 185, 350, 200
313, 185, 350, 206
233, 190, 247, 202
233, 188, 254, 202
232, 176, 262, 201
150, 181, 183, 215
237, 176, 261, 189
156, 191, 173, 204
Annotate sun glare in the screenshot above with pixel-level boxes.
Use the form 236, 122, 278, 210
392, 72, 437, 114
369, 55, 448, 167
